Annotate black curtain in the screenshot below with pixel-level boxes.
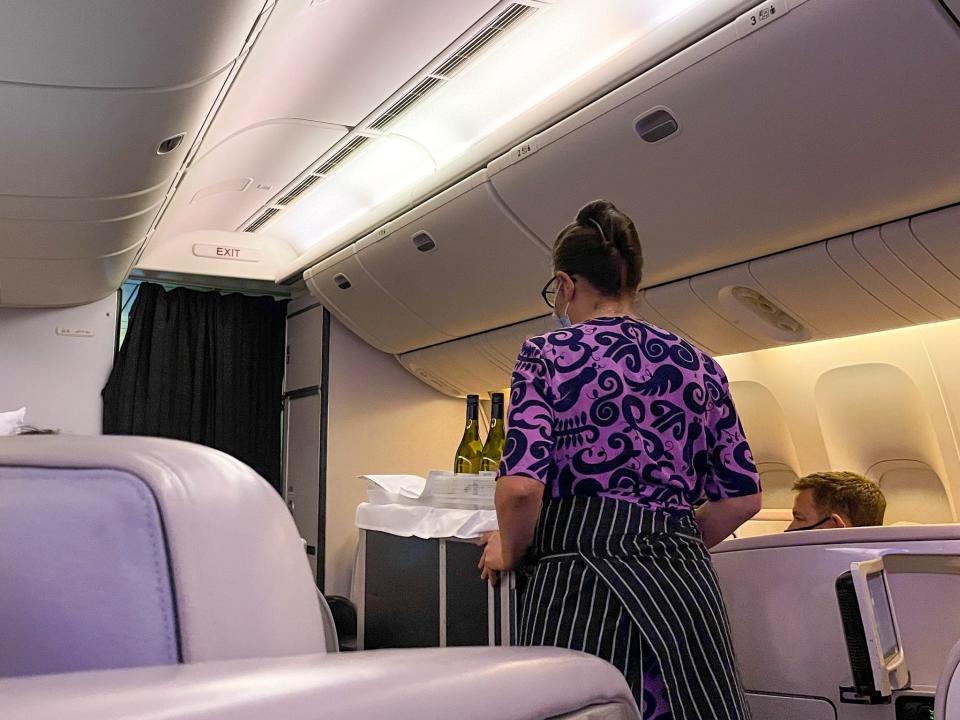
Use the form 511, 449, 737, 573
103, 283, 288, 491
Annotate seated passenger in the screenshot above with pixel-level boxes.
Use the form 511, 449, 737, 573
785, 471, 886, 531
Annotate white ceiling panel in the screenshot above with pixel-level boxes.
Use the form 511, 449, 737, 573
0, 1, 266, 88
201, 0, 500, 147
149, 121, 347, 245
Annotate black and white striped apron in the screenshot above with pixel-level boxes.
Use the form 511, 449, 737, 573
518, 496, 751, 720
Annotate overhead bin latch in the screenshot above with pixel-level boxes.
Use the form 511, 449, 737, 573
412, 232, 437, 253
634, 108, 679, 144
156, 133, 185, 155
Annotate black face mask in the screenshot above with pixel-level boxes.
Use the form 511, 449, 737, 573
784, 516, 832, 532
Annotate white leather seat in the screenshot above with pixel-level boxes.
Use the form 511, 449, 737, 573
0, 436, 640, 720
756, 461, 798, 511
866, 459, 954, 524
0, 647, 640, 720
0, 435, 327, 677
937, 639, 960, 719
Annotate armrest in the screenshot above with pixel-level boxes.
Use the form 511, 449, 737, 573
0, 647, 640, 720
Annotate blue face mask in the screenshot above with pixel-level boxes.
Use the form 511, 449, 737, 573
554, 293, 571, 328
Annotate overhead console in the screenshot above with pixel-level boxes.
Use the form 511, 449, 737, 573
384, 201, 960, 398
0, 1, 269, 306
303, 0, 960, 395
639, 204, 960, 355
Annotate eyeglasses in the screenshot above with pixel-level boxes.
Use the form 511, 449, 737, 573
541, 276, 559, 309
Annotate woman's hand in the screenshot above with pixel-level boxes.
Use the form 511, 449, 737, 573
478, 531, 507, 583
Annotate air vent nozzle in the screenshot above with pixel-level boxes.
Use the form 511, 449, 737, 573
635, 109, 679, 143
726, 285, 809, 341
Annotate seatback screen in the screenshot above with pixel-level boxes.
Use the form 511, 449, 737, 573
867, 572, 899, 660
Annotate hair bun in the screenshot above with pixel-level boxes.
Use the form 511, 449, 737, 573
575, 199, 617, 227
555, 198, 643, 296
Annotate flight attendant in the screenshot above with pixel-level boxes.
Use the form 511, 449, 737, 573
480, 200, 762, 719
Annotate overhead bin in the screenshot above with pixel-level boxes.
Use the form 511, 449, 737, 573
826, 232, 939, 325
0, 1, 265, 307
633, 237, 916, 356
850, 228, 960, 320
0, 82, 226, 199
398, 339, 508, 399
304, 243, 451, 355
0, 246, 139, 308
356, 170, 551, 339
481, 316, 554, 370
0, 206, 158, 260
909, 204, 960, 305
749, 242, 909, 339
488, 0, 960, 288
631, 295, 691, 347
883, 216, 960, 308
394, 205, 960, 392
690, 265, 811, 348
643, 278, 766, 355
397, 316, 556, 398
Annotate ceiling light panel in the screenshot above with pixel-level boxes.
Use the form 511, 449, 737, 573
276, 134, 436, 252
264, 0, 737, 258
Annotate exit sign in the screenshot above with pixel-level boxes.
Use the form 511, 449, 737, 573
192, 244, 261, 262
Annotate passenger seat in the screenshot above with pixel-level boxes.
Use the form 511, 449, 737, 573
0, 436, 640, 720
0, 436, 327, 677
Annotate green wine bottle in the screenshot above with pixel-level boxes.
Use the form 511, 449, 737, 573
480, 392, 506, 473
453, 394, 484, 474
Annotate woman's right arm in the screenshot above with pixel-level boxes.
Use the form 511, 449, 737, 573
696, 494, 762, 548
480, 339, 554, 579
699, 365, 762, 547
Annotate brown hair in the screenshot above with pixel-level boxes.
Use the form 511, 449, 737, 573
793, 471, 886, 527
553, 199, 643, 298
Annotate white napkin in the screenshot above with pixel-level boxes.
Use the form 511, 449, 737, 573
355, 502, 498, 539
360, 474, 427, 499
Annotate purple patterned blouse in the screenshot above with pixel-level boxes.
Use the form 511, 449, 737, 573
499, 316, 760, 513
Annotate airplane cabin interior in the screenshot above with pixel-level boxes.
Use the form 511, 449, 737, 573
2, 1, 960, 719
